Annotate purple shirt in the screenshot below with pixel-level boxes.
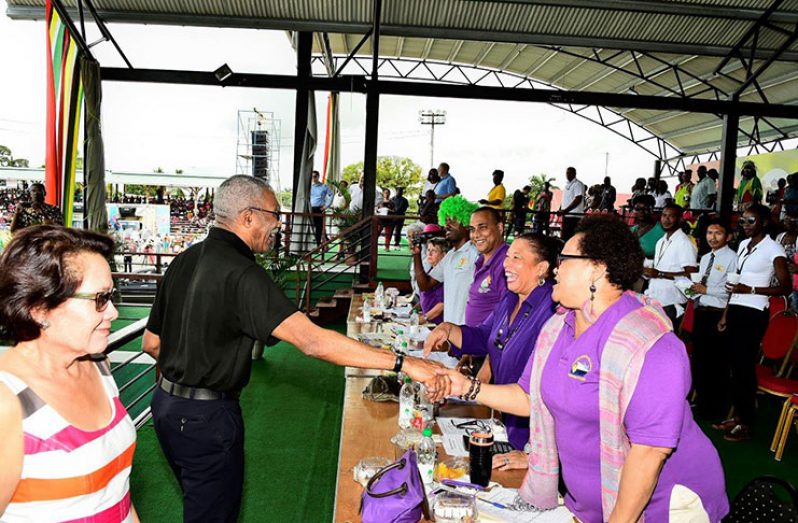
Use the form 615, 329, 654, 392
419, 283, 444, 325
519, 294, 728, 522
453, 282, 555, 450
464, 243, 509, 326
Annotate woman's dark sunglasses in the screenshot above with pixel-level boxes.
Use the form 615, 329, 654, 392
71, 289, 118, 312
556, 253, 592, 267
740, 216, 758, 225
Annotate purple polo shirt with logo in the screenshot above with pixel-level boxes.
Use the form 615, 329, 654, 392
452, 282, 555, 450
419, 283, 444, 325
464, 243, 509, 326
518, 294, 728, 522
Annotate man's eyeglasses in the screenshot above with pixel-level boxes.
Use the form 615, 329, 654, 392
556, 253, 592, 267
248, 207, 281, 220
71, 289, 118, 312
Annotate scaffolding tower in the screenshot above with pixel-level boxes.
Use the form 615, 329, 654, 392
236, 110, 281, 189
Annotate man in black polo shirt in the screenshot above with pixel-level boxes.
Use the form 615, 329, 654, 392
142, 175, 445, 522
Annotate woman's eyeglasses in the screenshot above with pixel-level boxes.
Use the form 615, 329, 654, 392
556, 253, 592, 267
71, 289, 119, 312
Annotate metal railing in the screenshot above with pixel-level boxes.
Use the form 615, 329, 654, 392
104, 316, 155, 430
296, 215, 375, 312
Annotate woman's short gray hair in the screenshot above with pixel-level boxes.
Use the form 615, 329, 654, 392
215, 175, 274, 222
406, 222, 425, 237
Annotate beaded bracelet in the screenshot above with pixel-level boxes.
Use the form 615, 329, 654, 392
469, 379, 482, 401
460, 376, 476, 401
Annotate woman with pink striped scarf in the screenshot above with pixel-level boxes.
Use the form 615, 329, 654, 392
445, 215, 728, 522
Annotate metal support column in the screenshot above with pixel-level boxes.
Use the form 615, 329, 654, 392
291, 32, 313, 208
361, 0, 382, 283
362, 0, 381, 221
718, 110, 740, 219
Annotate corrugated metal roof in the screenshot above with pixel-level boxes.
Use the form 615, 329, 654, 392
7, 0, 798, 155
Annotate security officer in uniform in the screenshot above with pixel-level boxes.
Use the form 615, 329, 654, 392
142, 175, 446, 522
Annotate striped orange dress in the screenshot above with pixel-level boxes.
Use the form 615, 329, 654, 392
0, 359, 136, 522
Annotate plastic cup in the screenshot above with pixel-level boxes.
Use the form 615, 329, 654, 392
726, 273, 740, 285
690, 273, 702, 283
643, 259, 654, 269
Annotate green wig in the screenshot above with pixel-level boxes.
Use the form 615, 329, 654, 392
438, 195, 479, 227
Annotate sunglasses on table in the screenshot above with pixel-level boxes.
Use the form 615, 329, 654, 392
71, 289, 119, 312
556, 253, 593, 267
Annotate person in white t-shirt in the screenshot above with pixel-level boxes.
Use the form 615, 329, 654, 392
643, 203, 698, 326
690, 165, 717, 211
412, 196, 479, 324
653, 179, 673, 209
715, 204, 791, 442
559, 166, 586, 241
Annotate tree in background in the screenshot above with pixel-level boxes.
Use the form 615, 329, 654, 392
528, 173, 558, 202
342, 156, 424, 211
0, 145, 30, 167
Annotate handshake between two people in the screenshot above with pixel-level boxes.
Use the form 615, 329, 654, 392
399, 322, 476, 403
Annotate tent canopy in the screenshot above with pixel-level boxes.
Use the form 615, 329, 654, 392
7, 0, 798, 157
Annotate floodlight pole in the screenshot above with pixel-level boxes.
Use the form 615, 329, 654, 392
419, 110, 446, 168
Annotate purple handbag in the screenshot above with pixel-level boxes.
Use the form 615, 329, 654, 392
360, 450, 430, 523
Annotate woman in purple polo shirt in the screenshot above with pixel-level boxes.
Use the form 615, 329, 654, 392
444, 215, 728, 522
419, 237, 447, 324
424, 233, 558, 454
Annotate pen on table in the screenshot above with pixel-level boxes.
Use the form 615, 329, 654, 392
476, 497, 507, 510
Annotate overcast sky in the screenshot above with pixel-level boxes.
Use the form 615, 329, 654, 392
0, 0, 657, 200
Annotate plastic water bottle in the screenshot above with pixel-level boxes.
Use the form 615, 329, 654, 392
409, 311, 419, 336
394, 329, 408, 354
362, 297, 371, 322
398, 377, 415, 430
415, 383, 434, 426
417, 427, 436, 486
374, 282, 385, 308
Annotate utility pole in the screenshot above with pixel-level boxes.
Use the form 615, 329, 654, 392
418, 109, 447, 168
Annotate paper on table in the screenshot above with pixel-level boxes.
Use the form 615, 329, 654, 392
407, 348, 459, 368
478, 488, 574, 522
442, 434, 469, 457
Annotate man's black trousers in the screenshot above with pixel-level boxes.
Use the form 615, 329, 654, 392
151, 387, 245, 523
311, 206, 324, 245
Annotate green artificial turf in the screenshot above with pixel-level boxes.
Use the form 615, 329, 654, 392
128, 334, 345, 522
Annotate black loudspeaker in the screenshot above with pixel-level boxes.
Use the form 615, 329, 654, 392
251, 130, 269, 180
119, 206, 136, 217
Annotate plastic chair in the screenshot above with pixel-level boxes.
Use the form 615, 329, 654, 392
757, 311, 798, 453
774, 395, 798, 461
678, 300, 695, 356
770, 296, 788, 320
724, 476, 798, 522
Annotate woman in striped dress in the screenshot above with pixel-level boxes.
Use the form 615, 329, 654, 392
0, 225, 138, 522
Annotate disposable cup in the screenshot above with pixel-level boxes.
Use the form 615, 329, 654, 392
726, 273, 740, 285
690, 273, 702, 283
